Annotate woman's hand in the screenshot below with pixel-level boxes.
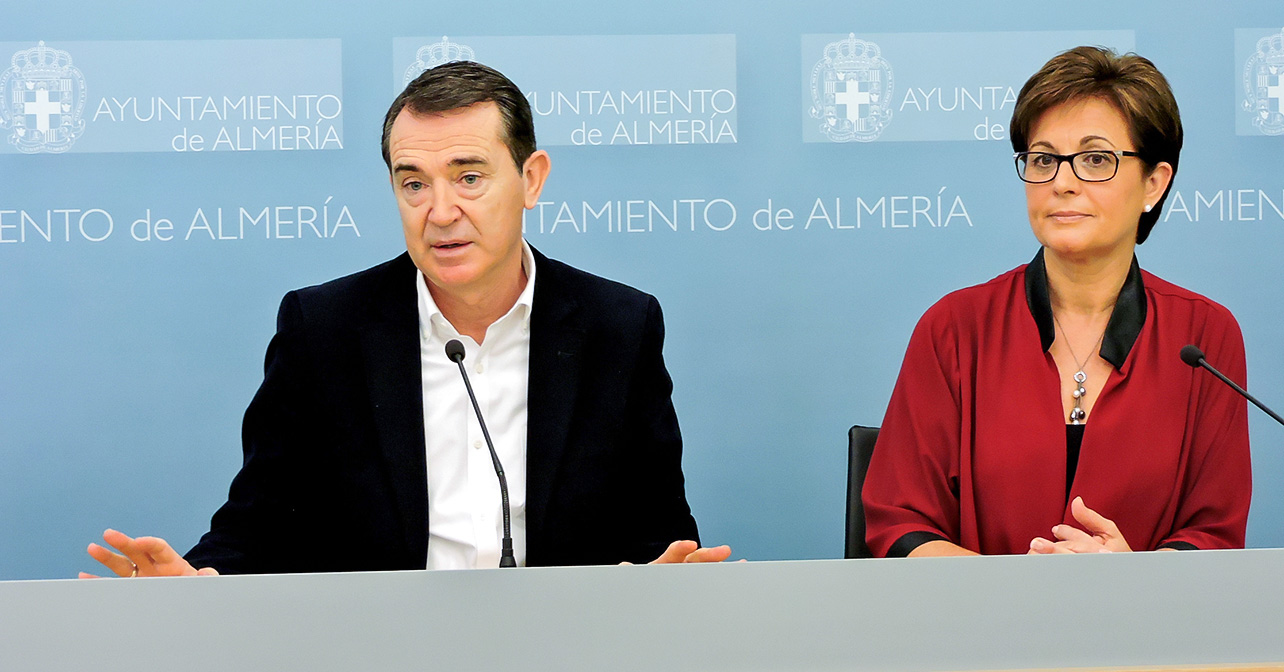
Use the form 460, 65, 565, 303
1029, 496, 1132, 554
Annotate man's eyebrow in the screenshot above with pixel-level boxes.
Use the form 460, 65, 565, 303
393, 156, 488, 174
448, 156, 488, 168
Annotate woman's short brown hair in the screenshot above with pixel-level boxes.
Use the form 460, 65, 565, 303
1009, 46, 1182, 244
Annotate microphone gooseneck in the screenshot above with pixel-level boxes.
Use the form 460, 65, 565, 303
443, 339, 518, 568
1181, 343, 1284, 427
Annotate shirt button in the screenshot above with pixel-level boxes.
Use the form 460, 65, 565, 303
473, 440, 482, 450
474, 362, 484, 374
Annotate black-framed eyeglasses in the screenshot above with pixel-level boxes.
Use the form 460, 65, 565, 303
1014, 150, 1143, 184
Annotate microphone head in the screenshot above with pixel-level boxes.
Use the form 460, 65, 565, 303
1180, 344, 1205, 368
444, 339, 466, 363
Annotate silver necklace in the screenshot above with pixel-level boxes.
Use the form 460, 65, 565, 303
1052, 314, 1106, 425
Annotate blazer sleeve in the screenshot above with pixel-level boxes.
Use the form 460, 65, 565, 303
1159, 307, 1252, 550
862, 300, 964, 557
616, 295, 700, 563
184, 291, 318, 574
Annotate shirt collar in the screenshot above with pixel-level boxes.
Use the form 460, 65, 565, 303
416, 240, 537, 341
1023, 247, 1147, 371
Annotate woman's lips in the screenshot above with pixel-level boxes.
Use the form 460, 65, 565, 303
1049, 211, 1090, 223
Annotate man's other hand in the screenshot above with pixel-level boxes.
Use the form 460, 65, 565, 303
80, 529, 218, 578
647, 540, 733, 564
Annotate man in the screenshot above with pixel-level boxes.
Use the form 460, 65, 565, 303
83, 61, 728, 577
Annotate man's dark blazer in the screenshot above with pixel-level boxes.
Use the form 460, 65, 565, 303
185, 248, 699, 573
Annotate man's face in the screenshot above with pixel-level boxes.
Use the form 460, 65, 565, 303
388, 102, 548, 299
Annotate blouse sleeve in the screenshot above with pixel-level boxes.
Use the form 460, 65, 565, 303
862, 299, 965, 557
1159, 306, 1252, 550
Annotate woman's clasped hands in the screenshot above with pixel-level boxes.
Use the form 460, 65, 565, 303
1028, 496, 1134, 555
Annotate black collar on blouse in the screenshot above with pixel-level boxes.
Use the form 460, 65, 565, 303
1023, 247, 1147, 370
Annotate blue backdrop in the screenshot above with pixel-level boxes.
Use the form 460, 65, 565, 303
2, 1, 1282, 579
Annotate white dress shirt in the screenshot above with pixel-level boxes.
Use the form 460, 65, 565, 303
416, 242, 534, 569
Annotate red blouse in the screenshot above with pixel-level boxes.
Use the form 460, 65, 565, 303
863, 250, 1251, 556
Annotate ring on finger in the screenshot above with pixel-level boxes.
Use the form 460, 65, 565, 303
129, 562, 138, 578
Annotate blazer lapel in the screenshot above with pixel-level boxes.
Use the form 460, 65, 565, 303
525, 251, 586, 542
359, 254, 429, 565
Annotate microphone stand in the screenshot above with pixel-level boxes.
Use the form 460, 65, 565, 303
446, 340, 517, 568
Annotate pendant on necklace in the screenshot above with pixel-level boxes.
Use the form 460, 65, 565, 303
1053, 313, 1105, 426
1070, 370, 1087, 425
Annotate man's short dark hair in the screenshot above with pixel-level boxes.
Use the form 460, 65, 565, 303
381, 61, 537, 172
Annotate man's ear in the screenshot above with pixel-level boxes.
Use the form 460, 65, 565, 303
521, 150, 551, 209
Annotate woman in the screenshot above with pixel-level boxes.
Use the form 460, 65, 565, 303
862, 46, 1251, 557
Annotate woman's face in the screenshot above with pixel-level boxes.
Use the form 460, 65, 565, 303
1024, 97, 1172, 262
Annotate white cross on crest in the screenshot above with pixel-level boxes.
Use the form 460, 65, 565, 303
1268, 74, 1284, 114
24, 90, 61, 132
834, 81, 870, 123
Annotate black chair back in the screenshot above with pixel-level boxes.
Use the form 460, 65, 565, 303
845, 425, 880, 559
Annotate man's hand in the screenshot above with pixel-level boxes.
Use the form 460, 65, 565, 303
79, 529, 219, 578
1028, 497, 1133, 554
647, 540, 733, 564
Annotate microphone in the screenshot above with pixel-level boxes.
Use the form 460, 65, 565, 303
1181, 344, 1284, 427
445, 339, 517, 568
